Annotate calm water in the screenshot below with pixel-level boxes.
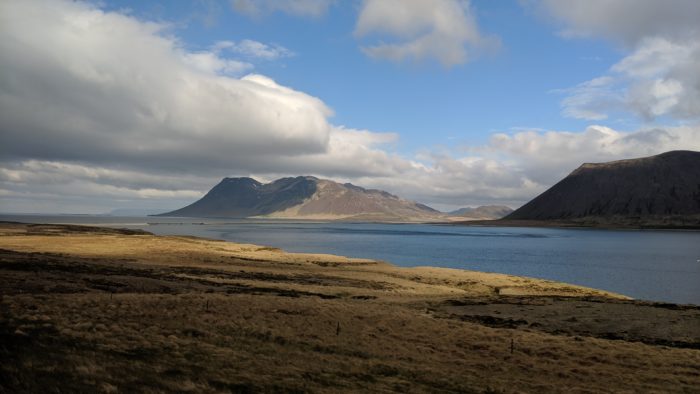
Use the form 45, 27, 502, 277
2, 214, 699, 305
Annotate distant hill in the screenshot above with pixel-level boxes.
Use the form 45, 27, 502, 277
448, 205, 513, 220
158, 176, 443, 222
505, 150, 700, 227
107, 208, 168, 217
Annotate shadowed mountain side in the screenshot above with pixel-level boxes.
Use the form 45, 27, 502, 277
159, 177, 442, 222
158, 176, 317, 218
503, 151, 700, 226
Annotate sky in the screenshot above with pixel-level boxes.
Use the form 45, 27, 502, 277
1, 0, 699, 214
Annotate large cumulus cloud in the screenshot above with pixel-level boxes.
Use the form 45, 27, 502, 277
0, 0, 339, 173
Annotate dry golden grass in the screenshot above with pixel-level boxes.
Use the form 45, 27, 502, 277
1, 223, 698, 393
0, 223, 626, 301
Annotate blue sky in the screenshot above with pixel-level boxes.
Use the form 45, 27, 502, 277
106, 0, 624, 149
1, 0, 699, 213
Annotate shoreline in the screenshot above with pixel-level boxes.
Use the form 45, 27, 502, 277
443, 218, 700, 230
6, 211, 700, 231
0, 221, 627, 300
2, 219, 698, 305
1, 222, 699, 392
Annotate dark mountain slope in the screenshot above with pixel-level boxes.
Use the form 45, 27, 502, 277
506, 151, 700, 223
158, 176, 317, 218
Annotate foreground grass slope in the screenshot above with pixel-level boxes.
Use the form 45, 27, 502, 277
1, 223, 698, 393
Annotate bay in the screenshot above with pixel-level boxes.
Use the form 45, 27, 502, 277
2, 214, 699, 305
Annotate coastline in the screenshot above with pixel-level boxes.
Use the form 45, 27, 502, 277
444, 218, 700, 230
0, 222, 627, 300
1, 222, 699, 392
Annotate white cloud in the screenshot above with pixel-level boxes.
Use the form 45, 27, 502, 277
557, 77, 622, 120
191, 0, 224, 28
231, 0, 333, 18
213, 39, 295, 60
559, 38, 700, 121
488, 124, 700, 185
355, 0, 498, 67
533, 0, 700, 47
183, 51, 254, 75
532, 1, 700, 122
0, 160, 212, 193
0, 0, 338, 174
0, 160, 206, 213
614, 38, 700, 120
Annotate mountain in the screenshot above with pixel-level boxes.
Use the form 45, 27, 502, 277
157, 177, 317, 218
448, 205, 513, 220
505, 150, 700, 227
107, 208, 168, 216
158, 176, 443, 222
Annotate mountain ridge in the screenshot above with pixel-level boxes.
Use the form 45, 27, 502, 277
448, 205, 513, 219
158, 176, 443, 222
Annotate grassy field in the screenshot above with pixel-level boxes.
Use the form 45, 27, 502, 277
1, 222, 698, 393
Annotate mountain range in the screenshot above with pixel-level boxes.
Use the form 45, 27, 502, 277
159, 151, 698, 226
159, 176, 511, 222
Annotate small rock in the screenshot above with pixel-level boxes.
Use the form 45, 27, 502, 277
14, 329, 28, 337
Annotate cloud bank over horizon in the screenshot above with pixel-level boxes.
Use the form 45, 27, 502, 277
1, 0, 698, 214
